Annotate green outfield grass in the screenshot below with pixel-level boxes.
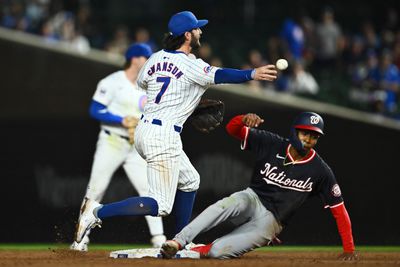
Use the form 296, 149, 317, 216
0, 244, 399, 252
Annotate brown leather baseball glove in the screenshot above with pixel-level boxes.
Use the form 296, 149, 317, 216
189, 98, 225, 133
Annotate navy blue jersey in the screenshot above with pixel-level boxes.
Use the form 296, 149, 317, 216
243, 128, 343, 225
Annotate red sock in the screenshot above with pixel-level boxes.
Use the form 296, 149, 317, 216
190, 243, 213, 256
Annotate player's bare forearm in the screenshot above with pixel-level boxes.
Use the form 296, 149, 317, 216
253, 65, 278, 81
242, 113, 264, 128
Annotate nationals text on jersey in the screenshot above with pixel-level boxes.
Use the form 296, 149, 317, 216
147, 61, 184, 79
260, 163, 313, 192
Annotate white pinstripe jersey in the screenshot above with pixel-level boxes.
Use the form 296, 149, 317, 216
93, 70, 147, 136
137, 50, 219, 126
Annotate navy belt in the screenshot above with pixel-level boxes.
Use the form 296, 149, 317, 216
104, 130, 130, 141
140, 115, 182, 133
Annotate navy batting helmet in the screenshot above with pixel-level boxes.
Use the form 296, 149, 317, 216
292, 111, 324, 135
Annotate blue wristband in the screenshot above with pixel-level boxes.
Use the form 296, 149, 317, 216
251, 69, 256, 79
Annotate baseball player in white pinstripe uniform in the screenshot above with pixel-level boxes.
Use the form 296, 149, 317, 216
73, 11, 278, 246
71, 43, 166, 251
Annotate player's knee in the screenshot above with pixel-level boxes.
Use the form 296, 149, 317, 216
178, 172, 200, 191
215, 194, 247, 214
191, 176, 200, 191
188, 171, 200, 190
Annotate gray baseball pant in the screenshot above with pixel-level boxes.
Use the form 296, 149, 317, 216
174, 187, 282, 258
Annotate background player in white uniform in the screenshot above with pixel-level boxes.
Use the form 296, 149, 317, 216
71, 43, 166, 251
73, 11, 278, 245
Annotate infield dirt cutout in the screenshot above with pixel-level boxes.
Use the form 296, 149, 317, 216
0, 250, 400, 267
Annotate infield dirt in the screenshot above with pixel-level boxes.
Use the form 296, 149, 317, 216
0, 250, 399, 267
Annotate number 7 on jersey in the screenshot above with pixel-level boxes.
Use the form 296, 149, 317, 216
155, 77, 171, 104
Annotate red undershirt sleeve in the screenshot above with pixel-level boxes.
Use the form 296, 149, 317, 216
225, 115, 247, 140
330, 203, 355, 252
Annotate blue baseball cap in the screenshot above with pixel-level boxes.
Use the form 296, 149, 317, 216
168, 11, 208, 36
125, 43, 152, 60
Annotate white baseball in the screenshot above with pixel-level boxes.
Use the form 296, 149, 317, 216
276, 59, 288, 70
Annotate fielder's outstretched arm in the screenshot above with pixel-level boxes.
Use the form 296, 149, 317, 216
214, 65, 277, 84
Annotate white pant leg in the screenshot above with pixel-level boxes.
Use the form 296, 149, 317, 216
123, 147, 164, 236
85, 131, 127, 202
177, 150, 200, 192
135, 123, 181, 216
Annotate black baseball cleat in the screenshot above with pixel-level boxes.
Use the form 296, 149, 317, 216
160, 240, 181, 259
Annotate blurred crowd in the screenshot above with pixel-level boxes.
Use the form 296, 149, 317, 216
1, 0, 91, 53
244, 6, 400, 120
0, 0, 158, 56
2, 1, 400, 119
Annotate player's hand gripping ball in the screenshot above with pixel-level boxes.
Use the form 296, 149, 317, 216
190, 99, 225, 133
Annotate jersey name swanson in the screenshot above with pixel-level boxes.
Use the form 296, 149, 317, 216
147, 61, 184, 79
260, 163, 313, 192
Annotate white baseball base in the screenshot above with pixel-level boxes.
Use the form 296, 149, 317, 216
109, 248, 200, 259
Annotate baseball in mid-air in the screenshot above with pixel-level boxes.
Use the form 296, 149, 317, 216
276, 59, 288, 70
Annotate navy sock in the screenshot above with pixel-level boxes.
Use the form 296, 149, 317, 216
97, 197, 158, 219
172, 190, 197, 234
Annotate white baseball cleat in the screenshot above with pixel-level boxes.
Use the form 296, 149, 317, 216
160, 240, 181, 259
74, 198, 102, 243
70, 235, 90, 252
151, 234, 167, 248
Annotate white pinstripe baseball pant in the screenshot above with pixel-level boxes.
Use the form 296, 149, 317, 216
134, 118, 200, 216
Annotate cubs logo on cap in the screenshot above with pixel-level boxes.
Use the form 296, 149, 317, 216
168, 11, 208, 36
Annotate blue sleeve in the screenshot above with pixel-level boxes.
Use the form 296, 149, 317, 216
89, 100, 123, 124
214, 68, 254, 84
